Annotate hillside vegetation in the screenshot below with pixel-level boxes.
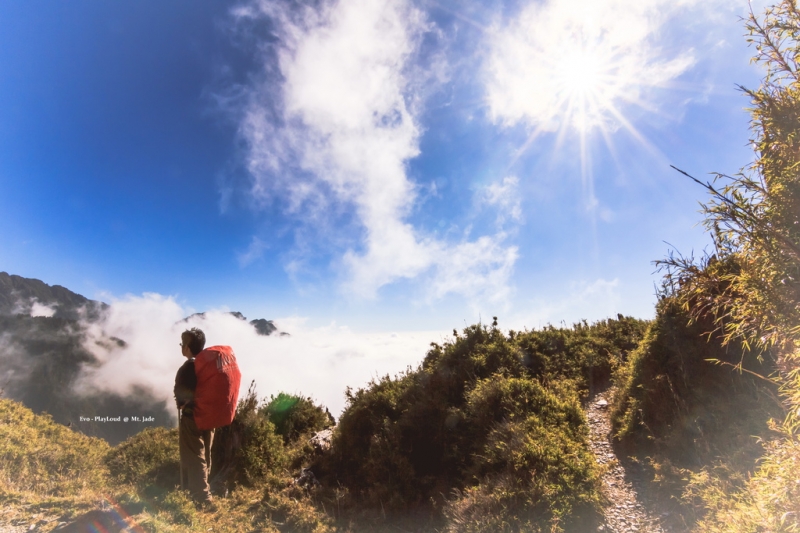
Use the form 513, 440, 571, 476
312, 316, 646, 532
0, 316, 647, 532
608, 1, 800, 530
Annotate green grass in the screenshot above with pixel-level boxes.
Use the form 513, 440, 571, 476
682, 422, 800, 533
0, 398, 110, 497
106, 426, 179, 488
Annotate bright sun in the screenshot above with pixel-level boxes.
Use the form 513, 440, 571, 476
485, 0, 696, 221
553, 43, 622, 134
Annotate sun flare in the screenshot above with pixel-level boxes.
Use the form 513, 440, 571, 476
485, 0, 698, 220
552, 41, 625, 134
487, 0, 694, 143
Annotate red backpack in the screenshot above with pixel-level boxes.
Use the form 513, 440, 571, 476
193, 345, 241, 431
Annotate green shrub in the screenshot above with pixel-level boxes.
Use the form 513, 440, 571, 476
609, 297, 783, 530
105, 426, 179, 488
0, 399, 109, 496
318, 321, 603, 531
466, 376, 587, 451
322, 372, 418, 507
157, 490, 198, 526
211, 384, 287, 488
514, 315, 648, 392
261, 392, 332, 444
611, 297, 780, 462
452, 377, 600, 532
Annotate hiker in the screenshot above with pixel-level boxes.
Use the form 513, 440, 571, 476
174, 327, 242, 508
174, 328, 215, 506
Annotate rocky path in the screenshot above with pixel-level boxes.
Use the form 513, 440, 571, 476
587, 390, 666, 533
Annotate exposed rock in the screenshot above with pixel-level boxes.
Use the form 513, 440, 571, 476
293, 467, 320, 490
0, 271, 106, 321
181, 311, 281, 336
310, 427, 334, 453
249, 318, 277, 336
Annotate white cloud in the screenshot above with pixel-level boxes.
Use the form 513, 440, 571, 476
483, 0, 731, 133
238, 236, 269, 267
508, 278, 622, 329
11, 297, 58, 318
481, 176, 522, 226
30, 300, 57, 318
0, 334, 34, 394
233, 0, 518, 305
77, 293, 188, 403
77, 293, 441, 418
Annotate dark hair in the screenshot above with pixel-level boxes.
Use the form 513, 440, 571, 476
181, 328, 206, 356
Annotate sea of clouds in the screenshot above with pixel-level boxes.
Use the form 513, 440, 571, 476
75, 293, 444, 420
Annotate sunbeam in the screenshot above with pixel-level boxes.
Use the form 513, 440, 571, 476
485, 0, 704, 246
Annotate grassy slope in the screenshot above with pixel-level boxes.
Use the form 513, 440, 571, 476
0, 398, 333, 533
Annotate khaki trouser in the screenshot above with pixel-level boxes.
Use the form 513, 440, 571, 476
179, 414, 215, 503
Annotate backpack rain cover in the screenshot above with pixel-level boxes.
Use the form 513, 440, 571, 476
193, 345, 241, 431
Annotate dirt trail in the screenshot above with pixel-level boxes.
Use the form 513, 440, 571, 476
587, 390, 667, 533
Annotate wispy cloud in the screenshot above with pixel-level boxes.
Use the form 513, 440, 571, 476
509, 278, 623, 330
232, 0, 517, 305
238, 236, 269, 267
29, 300, 57, 318
480, 176, 522, 227
12, 297, 58, 318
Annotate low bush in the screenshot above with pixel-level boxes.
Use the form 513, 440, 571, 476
0, 399, 109, 496
609, 297, 783, 529
514, 315, 647, 393
449, 377, 600, 532
687, 425, 800, 533
261, 392, 332, 444
317, 320, 607, 531
211, 384, 287, 489
105, 426, 179, 489
611, 297, 780, 462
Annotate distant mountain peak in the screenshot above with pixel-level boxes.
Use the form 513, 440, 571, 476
0, 272, 106, 321
180, 311, 281, 336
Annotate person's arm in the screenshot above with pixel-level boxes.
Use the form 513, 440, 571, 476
174, 360, 197, 411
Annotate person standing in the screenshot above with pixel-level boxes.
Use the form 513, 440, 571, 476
174, 328, 215, 507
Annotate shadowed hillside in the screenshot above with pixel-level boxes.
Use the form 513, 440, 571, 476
0, 271, 106, 321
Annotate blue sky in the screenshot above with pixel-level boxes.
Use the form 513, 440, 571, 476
0, 0, 770, 404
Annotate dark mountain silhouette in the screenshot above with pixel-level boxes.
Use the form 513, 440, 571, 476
0, 313, 171, 445
0, 274, 169, 444
181, 311, 280, 336
250, 318, 278, 336
0, 271, 106, 321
